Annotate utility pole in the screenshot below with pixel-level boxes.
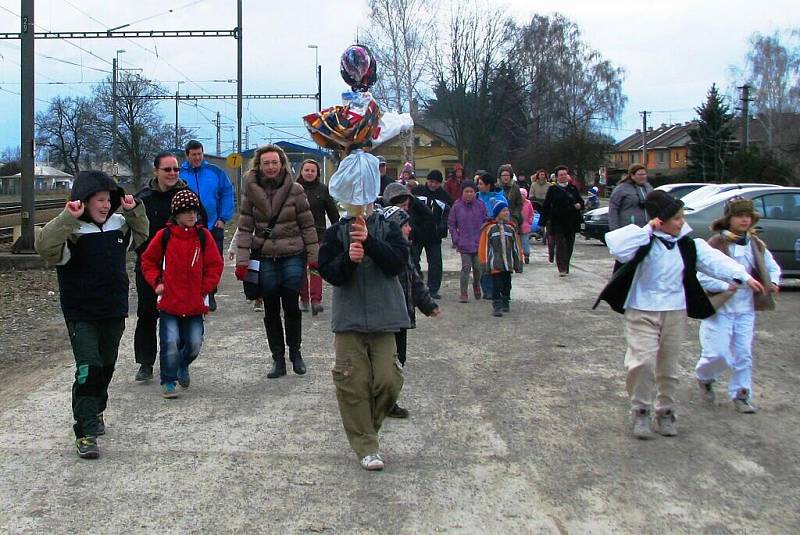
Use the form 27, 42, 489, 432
13, 0, 35, 253
174, 81, 183, 149
112, 57, 117, 164
640, 110, 649, 168
215, 112, 222, 156
317, 65, 322, 112
236, 0, 243, 194
739, 84, 752, 149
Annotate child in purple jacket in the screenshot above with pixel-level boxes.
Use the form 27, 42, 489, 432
448, 179, 488, 302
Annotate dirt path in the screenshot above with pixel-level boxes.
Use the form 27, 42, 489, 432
1, 239, 798, 533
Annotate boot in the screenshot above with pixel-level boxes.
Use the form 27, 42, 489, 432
502, 299, 510, 313
267, 357, 286, 379
492, 300, 503, 317
289, 349, 307, 375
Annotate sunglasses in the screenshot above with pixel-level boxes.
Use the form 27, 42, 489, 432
159, 167, 181, 173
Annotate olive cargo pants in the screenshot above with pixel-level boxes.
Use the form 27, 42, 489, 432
332, 332, 403, 459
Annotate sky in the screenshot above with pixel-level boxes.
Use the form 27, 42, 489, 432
0, 0, 797, 160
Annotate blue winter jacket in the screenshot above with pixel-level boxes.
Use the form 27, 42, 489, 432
477, 189, 507, 215
180, 160, 235, 226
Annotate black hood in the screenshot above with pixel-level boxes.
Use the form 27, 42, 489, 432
70, 170, 125, 221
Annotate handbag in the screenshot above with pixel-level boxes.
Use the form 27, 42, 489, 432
242, 180, 293, 299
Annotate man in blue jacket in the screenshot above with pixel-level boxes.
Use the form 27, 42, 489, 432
180, 140, 235, 311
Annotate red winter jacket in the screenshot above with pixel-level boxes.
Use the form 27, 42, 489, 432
140, 222, 224, 317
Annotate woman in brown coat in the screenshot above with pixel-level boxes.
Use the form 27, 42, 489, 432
235, 144, 319, 378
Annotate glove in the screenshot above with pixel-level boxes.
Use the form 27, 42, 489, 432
235, 265, 248, 281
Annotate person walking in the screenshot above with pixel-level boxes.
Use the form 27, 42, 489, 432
444, 162, 466, 202
608, 163, 653, 231
139, 190, 223, 398
234, 144, 319, 379
132, 152, 194, 382
297, 158, 340, 315
180, 140, 234, 312
318, 204, 411, 471
448, 179, 487, 302
694, 197, 781, 413
498, 164, 523, 229
475, 171, 507, 299
540, 166, 584, 276
411, 170, 452, 299
478, 198, 523, 316
35, 170, 148, 458
519, 188, 534, 264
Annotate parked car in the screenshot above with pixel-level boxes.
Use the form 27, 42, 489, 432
683, 187, 800, 278
582, 183, 706, 244
678, 183, 782, 208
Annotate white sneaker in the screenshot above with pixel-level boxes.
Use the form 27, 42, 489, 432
253, 300, 263, 312
360, 453, 384, 471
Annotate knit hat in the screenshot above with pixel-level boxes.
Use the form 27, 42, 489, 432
171, 189, 201, 215
382, 205, 410, 227
711, 196, 760, 232
383, 181, 413, 206
377, 155, 387, 164
491, 197, 509, 219
401, 161, 415, 177
454, 162, 464, 171
520, 188, 528, 199
644, 190, 683, 221
460, 179, 476, 192
426, 169, 443, 182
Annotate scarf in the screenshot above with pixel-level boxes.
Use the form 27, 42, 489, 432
721, 229, 749, 246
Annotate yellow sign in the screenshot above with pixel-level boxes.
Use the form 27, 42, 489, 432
226, 153, 243, 168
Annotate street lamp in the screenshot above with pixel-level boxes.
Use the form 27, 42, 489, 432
245, 122, 267, 150
112, 49, 126, 174
307, 44, 321, 111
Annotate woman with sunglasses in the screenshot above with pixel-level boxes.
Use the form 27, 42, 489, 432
132, 151, 205, 383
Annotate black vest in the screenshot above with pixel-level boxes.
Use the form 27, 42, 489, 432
57, 221, 131, 322
593, 237, 715, 319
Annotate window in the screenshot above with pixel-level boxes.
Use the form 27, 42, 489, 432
758, 193, 800, 221
631, 152, 639, 163
659, 152, 665, 163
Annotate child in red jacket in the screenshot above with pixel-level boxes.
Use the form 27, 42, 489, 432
141, 190, 223, 398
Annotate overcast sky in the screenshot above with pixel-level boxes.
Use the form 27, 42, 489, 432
0, 0, 797, 160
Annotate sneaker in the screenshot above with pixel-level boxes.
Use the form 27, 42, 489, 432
299, 301, 310, 312
162, 382, 179, 399
473, 288, 481, 300
360, 453, 384, 471
430, 292, 442, 300
311, 302, 324, 316
208, 293, 217, 312
733, 389, 757, 413
524, 254, 530, 264
135, 364, 153, 382
558, 272, 567, 277
96, 413, 106, 436
632, 408, 654, 440
177, 367, 190, 389
697, 379, 715, 403
388, 403, 410, 419
654, 410, 678, 437
76, 436, 99, 459
459, 292, 468, 303
492, 309, 503, 317
253, 299, 264, 312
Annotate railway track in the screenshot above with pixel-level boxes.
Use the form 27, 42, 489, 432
0, 199, 66, 216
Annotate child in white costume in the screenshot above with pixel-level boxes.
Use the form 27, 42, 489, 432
595, 190, 764, 439
695, 197, 780, 413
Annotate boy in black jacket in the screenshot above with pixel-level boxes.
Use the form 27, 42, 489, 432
381, 206, 441, 418
36, 170, 148, 459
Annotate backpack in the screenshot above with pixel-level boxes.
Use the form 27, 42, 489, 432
160, 225, 207, 267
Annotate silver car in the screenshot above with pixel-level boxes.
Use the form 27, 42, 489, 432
683, 187, 800, 278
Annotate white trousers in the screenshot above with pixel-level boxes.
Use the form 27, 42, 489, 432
695, 310, 755, 400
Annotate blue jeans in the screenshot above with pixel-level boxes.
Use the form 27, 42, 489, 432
258, 254, 305, 358
159, 312, 204, 385
258, 254, 305, 296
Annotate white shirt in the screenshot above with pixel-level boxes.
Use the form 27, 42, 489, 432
697, 238, 781, 314
605, 223, 752, 312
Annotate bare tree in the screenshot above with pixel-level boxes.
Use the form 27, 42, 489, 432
93, 73, 177, 189
426, 1, 514, 169
365, 0, 437, 163
35, 96, 100, 175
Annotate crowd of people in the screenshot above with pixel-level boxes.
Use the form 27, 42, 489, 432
34, 151, 780, 467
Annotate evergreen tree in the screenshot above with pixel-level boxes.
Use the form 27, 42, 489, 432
687, 84, 737, 181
